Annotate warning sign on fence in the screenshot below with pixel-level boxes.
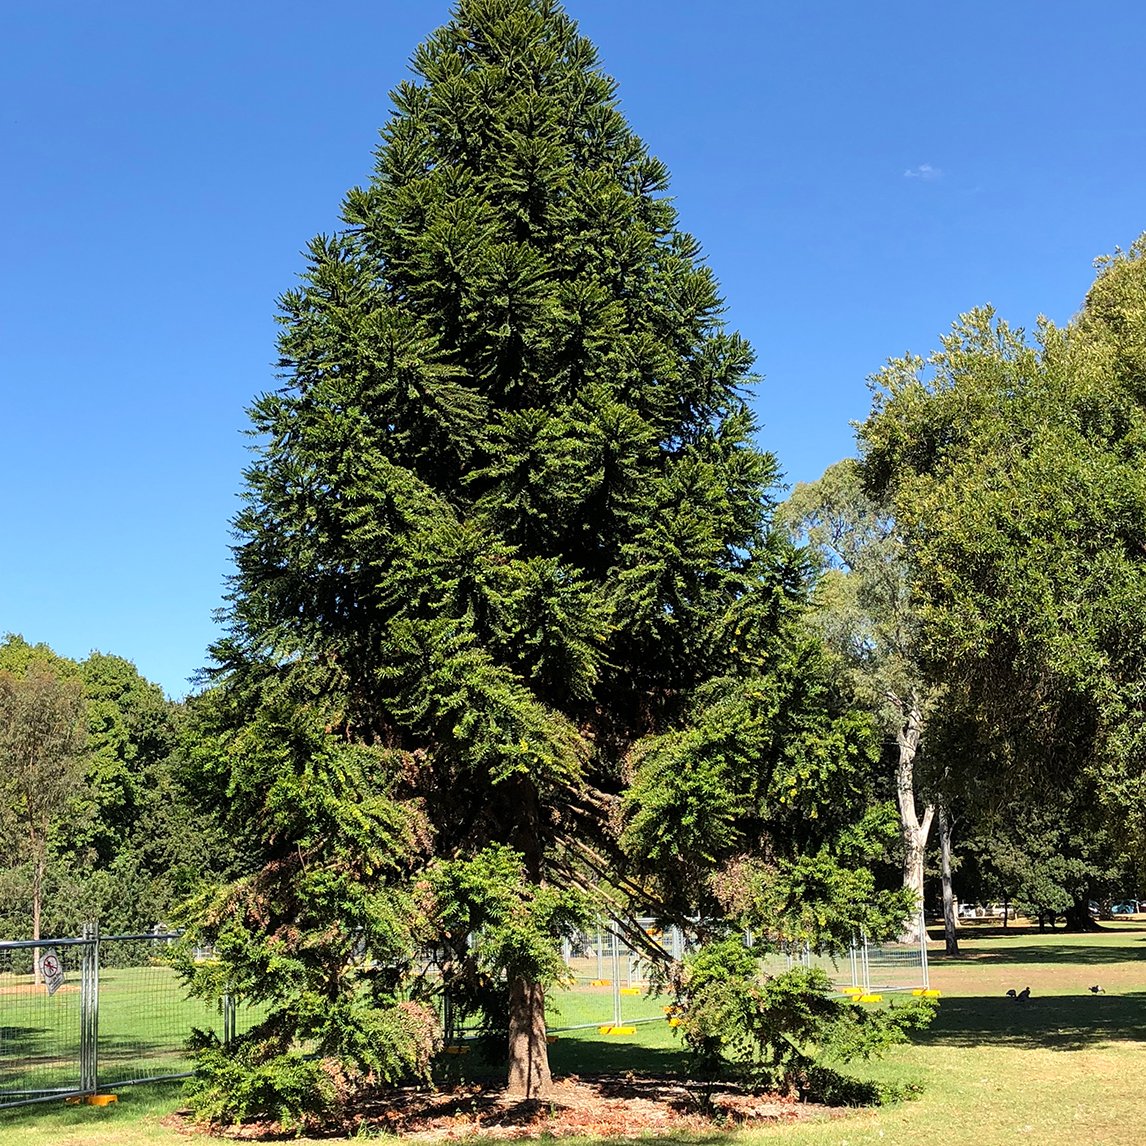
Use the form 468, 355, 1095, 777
39, 948, 65, 996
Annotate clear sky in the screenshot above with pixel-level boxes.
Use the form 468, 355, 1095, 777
3, 1, 1143, 698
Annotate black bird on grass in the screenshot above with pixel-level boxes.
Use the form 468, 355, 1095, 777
1089, 985, 1105, 994
1005, 989, 1017, 998
1017, 987, 1031, 1001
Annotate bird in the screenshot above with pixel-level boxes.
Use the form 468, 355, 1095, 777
1089, 985, 1105, 994
1005, 989, 1017, 998
1017, 987, 1031, 1001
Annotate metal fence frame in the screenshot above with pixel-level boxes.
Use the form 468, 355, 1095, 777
5, 914, 928, 1103
0, 923, 234, 1109
541, 912, 929, 1035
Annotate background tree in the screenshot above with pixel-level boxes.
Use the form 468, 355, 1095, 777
859, 236, 1146, 877
0, 635, 224, 945
186, 0, 918, 1117
957, 775, 1129, 931
0, 651, 87, 977
776, 461, 936, 944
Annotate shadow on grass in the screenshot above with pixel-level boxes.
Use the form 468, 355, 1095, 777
0, 1030, 193, 1101
933, 925, 1146, 942
432, 1033, 688, 1088
915, 992, 1146, 1051
549, 1035, 688, 1078
932, 942, 1146, 967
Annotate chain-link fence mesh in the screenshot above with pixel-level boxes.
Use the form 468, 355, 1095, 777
552, 923, 676, 1031
95, 934, 227, 1088
862, 925, 931, 993
1, 914, 928, 1105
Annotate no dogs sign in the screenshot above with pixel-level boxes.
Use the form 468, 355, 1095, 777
39, 948, 65, 996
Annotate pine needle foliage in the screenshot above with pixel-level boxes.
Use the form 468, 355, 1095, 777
185, 0, 910, 1121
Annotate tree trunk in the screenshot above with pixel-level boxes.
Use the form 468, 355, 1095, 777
891, 694, 934, 944
506, 776, 553, 1099
938, 803, 959, 956
1064, 895, 1099, 932
506, 976, 551, 1099
31, 829, 44, 986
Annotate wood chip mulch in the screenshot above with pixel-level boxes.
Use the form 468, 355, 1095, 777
171, 1074, 832, 1141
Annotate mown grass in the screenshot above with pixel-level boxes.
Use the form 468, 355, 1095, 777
5, 925, 1146, 1144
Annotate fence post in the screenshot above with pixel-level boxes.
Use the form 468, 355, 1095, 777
919, 909, 930, 989
611, 931, 621, 1027
859, 926, 871, 993
79, 921, 100, 1094
223, 993, 237, 1046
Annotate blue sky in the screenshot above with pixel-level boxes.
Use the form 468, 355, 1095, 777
3, 1, 1143, 697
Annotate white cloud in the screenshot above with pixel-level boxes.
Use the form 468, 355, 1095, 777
904, 163, 942, 181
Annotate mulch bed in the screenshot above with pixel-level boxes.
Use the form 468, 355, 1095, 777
179, 1074, 831, 1140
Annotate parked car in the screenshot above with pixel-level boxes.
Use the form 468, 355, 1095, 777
1110, 900, 1138, 915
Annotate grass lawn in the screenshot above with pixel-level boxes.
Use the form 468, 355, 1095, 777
3, 924, 1146, 1144
0, 964, 231, 1100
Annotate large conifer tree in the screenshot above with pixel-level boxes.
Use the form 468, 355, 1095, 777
193, 0, 891, 1110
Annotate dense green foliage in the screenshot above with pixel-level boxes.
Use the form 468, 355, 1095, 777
860, 236, 1146, 906
673, 938, 933, 1104
0, 635, 220, 944
953, 769, 1132, 929
179, 0, 915, 1122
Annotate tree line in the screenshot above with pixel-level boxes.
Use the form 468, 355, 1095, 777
783, 239, 1146, 949
0, 636, 235, 951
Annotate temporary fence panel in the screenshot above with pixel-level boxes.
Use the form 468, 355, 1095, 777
94, 931, 227, 1088
553, 921, 683, 1033
0, 926, 248, 1109
0, 936, 88, 1106
407, 910, 931, 1047
860, 915, 930, 993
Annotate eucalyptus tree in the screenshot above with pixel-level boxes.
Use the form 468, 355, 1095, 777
859, 237, 1146, 875
777, 461, 937, 944
0, 654, 87, 973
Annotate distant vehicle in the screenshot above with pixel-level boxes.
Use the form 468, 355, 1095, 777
957, 902, 1010, 919
1110, 901, 1138, 915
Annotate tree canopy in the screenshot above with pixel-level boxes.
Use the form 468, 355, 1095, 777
184, 0, 915, 1118
860, 236, 1146, 882
0, 634, 224, 944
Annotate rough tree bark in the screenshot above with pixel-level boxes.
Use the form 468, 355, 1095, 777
937, 802, 959, 955
506, 977, 551, 1098
506, 777, 553, 1099
890, 693, 934, 945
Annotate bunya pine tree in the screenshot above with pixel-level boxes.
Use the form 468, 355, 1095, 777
185, 0, 918, 1118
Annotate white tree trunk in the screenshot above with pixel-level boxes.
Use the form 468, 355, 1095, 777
891, 694, 933, 945
938, 802, 959, 955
